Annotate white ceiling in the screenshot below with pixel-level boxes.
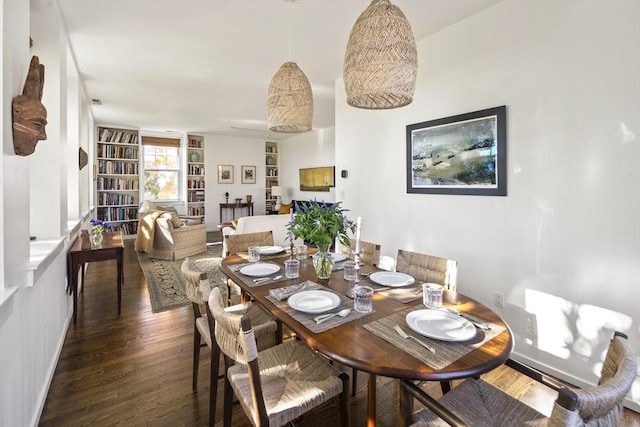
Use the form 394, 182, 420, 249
52, 0, 499, 140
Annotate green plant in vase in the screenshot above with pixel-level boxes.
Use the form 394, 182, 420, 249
286, 201, 355, 279
90, 218, 105, 246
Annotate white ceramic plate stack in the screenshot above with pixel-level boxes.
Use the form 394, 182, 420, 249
287, 290, 341, 314
369, 271, 415, 287
406, 309, 476, 341
239, 263, 280, 277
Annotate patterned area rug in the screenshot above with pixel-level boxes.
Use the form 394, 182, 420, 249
137, 243, 227, 313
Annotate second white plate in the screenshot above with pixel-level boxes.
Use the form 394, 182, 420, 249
239, 263, 280, 277
287, 290, 341, 314
406, 309, 476, 342
331, 253, 347, 263
259, 246, 285, 255
369, 271, 415, 287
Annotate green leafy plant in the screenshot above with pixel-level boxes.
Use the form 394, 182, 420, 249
286, 201, 355, 251
90, 218, 105, 234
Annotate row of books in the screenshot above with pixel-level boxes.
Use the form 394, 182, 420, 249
187, 191, 205, 202
97, 207, 138, 222
187, 179, 204, 189
105, 222, 138, 235
188, 165, 205, 175
187, 206, 205, 216
97, 177, 139, 191
99, 128, 138, 144
98, 192, 136, 206
188, 139, 203, 148
97, 143, 138, 159
98, 160, 139, 175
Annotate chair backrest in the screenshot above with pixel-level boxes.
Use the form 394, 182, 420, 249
340, 240, 381, 266
549, 331, 636, 426
396, 249, 458, 291
224, 230, 274, 257
180, 257, 211, 305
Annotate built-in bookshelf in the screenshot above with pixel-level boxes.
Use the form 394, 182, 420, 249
186, 135, 205, 218
265, 141, 279, 213
96, 126, 140, 236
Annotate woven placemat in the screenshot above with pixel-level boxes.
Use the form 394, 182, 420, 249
363, 306, 505, 370
237, 251, 291, 262
266, 281, 373, 333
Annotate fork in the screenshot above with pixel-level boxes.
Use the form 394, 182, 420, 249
253, 275, 282, 284
394, 325, 436, 353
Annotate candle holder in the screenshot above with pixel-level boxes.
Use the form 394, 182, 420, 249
224, 192, 229, 204
346, 251, 362, 299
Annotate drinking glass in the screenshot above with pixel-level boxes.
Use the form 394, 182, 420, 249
343, 260, 357, 281
248, 246, 260, 263
354, 285, 373, 313
295, 244, 308, 261
423, 283, 443, 308
284, 259, 300, 279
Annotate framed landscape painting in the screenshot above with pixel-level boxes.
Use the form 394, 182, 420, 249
299, 166, 335, 192
406, 105, 506, 196
217, 164, 234, 184
241, 165, 256, 184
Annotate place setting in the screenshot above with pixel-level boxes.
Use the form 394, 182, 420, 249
358, 270, 423, 303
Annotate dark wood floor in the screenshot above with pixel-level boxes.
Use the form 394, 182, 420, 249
39, 240, 639, 426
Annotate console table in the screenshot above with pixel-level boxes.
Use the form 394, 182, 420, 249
68, 231, 124, 324
219, 202, 253, 224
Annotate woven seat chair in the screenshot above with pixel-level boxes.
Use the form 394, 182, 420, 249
396, 249, 458, 291
399, 331, 636, 427
224, 230, 274, 305
340, 239, 381, 267
206, 286, 351, 427
180, 258, 281, 427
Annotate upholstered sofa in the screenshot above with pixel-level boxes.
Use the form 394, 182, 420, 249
221, 214, 301, 256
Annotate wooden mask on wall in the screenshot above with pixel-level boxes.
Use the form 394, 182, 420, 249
12, 55, 48, 156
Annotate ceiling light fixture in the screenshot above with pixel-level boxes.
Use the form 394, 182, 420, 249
266, 0, 313, 133
343, 0, 417, 109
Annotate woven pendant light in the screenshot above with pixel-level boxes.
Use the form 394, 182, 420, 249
343, 0, 417, 109
267, 61, 313, 133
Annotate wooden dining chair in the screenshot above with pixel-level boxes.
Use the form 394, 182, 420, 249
340, 239, 381, 266
400, 331, 636, 427
224, 230, 274, 304
206, 286, 351, 427
180, 258, 281, 427
396, 249, 458, 291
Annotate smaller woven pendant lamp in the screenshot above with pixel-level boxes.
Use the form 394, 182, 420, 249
267, 0, 313, 133
343, 0, 417, 109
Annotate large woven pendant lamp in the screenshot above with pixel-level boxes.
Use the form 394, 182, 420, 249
343, 0, 417, 109
267, 1, 313, 133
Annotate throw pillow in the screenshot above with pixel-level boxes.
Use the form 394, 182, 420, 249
278, 203, 292, 214
160, 211, 182, 228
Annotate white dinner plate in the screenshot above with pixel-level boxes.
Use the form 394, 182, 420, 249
259, 245, 285, 255
369, 271, 415, 287
287, 290, 341, 314
406, 309, 476, 342
331, 253, 347, 263
239, 263, 280, 277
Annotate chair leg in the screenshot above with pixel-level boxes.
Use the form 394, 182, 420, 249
276, 319, 283, 345
352, 368, 358, 396
209, 346, 220, 427
193, 326, 201, 390
223, 356, 234, 427
338, 372, 351, 427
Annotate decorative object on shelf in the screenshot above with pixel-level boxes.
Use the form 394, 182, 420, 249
189, 151, 200, 162
343, 0, 417, 110
12, 55, 48, 156
406, 105, 507, 196
266, 1, 313, 133
79, 147, 88, 170
217, 164, 234, 184
271, 185, 283, 211
235, 198, 242, 205
224, 192, 229, 203
80, 229, 91, 250
299, 166, 335, 192
241, 165, 256, 184
90, 218, 105, 247
246, 195, 253, 203
286, 200, 355, 280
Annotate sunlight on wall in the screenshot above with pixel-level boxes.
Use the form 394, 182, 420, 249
524, 288, 632, 374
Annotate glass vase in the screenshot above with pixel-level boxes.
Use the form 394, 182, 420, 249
91, 230, 104, 247
312, 244, 334, 279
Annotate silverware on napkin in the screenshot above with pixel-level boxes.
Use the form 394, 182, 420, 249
445, 308, 491, 330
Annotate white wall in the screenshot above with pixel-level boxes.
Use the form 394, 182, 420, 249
336, 0, 639, 409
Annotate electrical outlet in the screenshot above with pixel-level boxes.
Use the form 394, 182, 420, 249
493, 291, 504, 308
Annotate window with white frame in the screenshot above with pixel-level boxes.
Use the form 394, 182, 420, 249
141, 136, 181, 201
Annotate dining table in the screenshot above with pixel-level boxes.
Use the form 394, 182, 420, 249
220, 249, 513, 427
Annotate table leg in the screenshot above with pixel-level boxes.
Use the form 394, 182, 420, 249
367, 373, 377, 427
117, 248, 123, 314
72, 260, 79, 324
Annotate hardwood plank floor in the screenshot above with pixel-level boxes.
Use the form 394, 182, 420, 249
39, 240, 639, 426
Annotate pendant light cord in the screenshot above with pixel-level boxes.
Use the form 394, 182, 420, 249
288, 0, 292, 61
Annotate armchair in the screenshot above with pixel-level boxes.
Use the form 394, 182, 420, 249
137, 209, 207, 261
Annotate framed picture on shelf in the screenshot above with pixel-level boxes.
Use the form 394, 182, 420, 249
406, 105, 506, 196
241, 165, 256, 184
217, 164, 234, 184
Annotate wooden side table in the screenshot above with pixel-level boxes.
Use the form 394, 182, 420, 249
219, 202, 254, 223
68, 231, 124, 324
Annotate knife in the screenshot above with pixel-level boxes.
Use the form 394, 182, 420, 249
445, 308, 491, 330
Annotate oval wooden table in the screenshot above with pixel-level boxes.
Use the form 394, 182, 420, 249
220, 253, 513, 426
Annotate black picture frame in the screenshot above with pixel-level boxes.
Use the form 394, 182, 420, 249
406, 105, 506, 196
